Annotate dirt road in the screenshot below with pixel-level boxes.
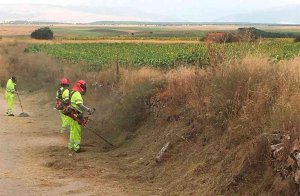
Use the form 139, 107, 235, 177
0, 93, 155, 196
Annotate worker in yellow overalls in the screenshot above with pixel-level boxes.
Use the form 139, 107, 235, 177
68, 80, 94, 152
5, 76, 17, 116
56, 78, 71, 133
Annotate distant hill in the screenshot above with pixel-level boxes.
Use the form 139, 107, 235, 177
3, 20, 63, 25
88, 21, 243, 26
0, 4, 156, 23
88, 21, 299, 26
216, 5, 300, 24
2, 20, 299, 27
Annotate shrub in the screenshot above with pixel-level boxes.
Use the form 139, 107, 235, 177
237, 27, 258, 41
31, 27, 54, 40
205, 32, 239, 43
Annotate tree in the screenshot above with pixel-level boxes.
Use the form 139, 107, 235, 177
294, 36, 300, 43
31, 27, 54, 40
237, 28, 258, 42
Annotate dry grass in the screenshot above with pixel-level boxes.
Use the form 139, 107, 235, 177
0, 25, 38, 36
163, 56, 300, 127
138, 56, 300, 195
118, 67, 162, 93
0, 43, 63, 93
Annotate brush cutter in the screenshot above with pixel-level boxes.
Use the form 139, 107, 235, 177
63, 106, 115, 147
84, 125, 115, 147
16, 92, 29, 117
84, 111, 115, 147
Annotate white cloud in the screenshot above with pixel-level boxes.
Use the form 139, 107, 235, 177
0, 4, 150, 22
0, 0, 299, 22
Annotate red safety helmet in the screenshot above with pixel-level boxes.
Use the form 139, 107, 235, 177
60, 78, 69, 86
72, 80, 87, 94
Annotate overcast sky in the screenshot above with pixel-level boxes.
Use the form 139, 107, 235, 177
0, 0, 300, 22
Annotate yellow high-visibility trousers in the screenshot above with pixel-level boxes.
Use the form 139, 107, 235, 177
59, 110, 71, 132
5, 92, 14, 115
68, 119, 82, 152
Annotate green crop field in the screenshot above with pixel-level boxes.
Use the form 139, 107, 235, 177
51, 27, 129, 38
25, 42, 300, 70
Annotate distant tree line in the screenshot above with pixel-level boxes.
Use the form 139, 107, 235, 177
241, 27, 296, 39
204, 27, 300, 43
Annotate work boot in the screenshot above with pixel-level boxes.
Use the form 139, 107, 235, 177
74, 144, 81, 153
75, 148, 85, 153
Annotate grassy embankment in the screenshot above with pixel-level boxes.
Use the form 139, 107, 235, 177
1, 41, 300, 195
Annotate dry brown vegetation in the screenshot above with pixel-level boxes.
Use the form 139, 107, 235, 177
110, 56, 300, 195
1, 42, 300, 195
0, 25, 38, 36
